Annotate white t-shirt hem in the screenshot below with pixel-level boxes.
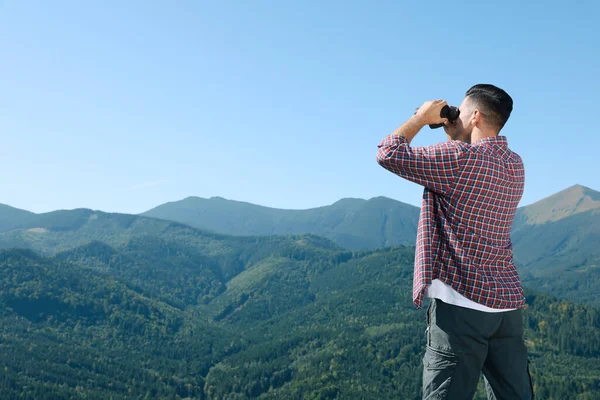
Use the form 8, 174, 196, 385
426, 279, 517, 313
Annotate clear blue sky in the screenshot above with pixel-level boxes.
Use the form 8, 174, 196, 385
1, 1, 598, 214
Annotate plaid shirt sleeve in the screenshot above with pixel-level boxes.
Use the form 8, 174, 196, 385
376, 134, 464, 194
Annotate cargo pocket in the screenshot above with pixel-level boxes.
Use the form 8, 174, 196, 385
422, 346, 459, 400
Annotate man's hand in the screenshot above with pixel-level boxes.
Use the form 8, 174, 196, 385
389, 99, 448, 145
414, 100, 448, 126
443, 119, 457, 140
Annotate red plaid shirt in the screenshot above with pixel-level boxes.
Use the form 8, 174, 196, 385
376, 134, 526, 309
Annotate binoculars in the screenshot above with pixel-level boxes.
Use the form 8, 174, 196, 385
415, 105, 461, 129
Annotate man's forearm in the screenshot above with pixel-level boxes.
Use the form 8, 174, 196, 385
391, 115, 426, 145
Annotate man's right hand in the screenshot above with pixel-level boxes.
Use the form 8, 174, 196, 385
414, 100, 448, 126
443, 119, 457, 140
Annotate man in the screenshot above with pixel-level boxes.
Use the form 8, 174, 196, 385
376, 84, 534, 399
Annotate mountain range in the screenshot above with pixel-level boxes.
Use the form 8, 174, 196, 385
1, 184, 598, 307
140, 184, 600, 306
141, 184, 598, 245
0, 210, 598, 398
143, 195, 421, 251
0, 184, 599, 398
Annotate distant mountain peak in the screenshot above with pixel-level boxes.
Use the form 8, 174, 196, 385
563, 183, 597, 195
331, 198, 367, 206
520, 183, 600, 224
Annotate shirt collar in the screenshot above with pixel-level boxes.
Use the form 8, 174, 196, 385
472, 135, 508, 146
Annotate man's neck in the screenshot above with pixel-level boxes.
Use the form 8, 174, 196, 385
470, 128, 499, 144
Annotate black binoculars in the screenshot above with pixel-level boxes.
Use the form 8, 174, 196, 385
414, 105, 460, 129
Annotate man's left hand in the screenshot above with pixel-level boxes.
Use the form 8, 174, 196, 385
414, 100, 448, 126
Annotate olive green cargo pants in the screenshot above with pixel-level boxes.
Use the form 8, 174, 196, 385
422, 299, 534, 400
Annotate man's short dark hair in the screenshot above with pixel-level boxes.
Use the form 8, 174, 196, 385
465, 84, 513, 131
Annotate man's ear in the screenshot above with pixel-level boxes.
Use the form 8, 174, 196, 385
471, 109, 481, 125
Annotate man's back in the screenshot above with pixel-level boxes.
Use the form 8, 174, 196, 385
449, 136, 524, 246
377, 134, 526, 309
